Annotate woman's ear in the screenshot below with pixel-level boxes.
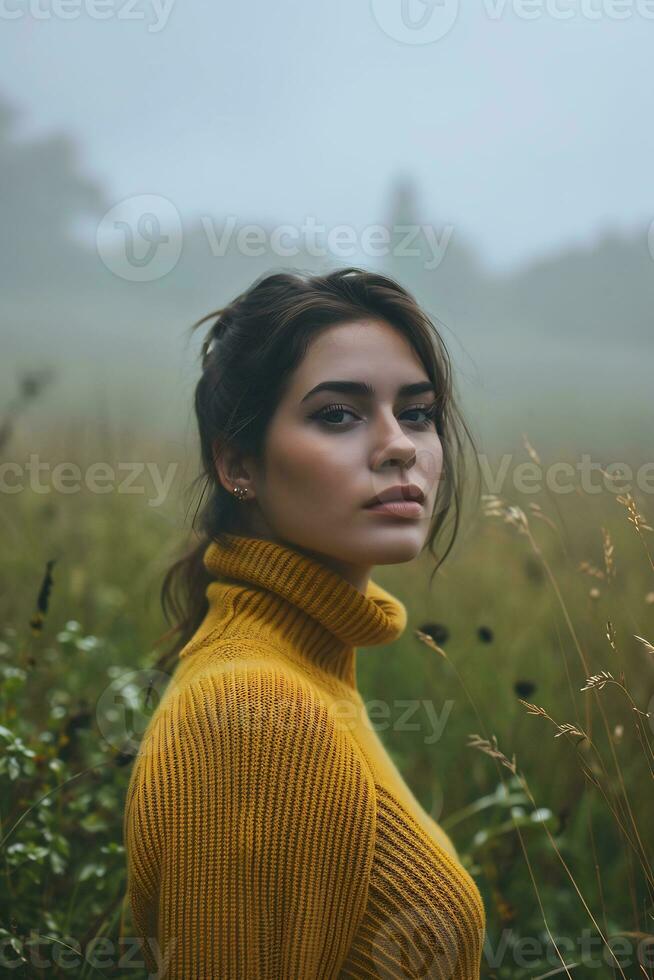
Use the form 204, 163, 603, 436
213, 440, 256, 501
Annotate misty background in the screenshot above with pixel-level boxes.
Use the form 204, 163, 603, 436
1, 2, 652, 460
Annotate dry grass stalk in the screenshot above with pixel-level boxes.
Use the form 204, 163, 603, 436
482, 493, 530, 535
580, 669, 652, 722
601, 526, 615, 580
467, 733, 517, 774
505, 504, 529, 535
414, 628, 448, 660
554, 722, 589, 740
616, 492, 653, 535
481, 493, 505, 519
469, 731, 630, 976
518, 699, 552, 721
581, 671, 614, 692
518, 688, 654, 904
633, 634, 654, 659
483, 475, 653, 913
522, 432, 542, 466
518, 698, 590, 741
528, 502, 558, 532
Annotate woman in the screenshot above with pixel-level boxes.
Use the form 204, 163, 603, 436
123, 267, 486, 978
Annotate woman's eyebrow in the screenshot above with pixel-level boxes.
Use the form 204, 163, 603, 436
301, 380, 436, 402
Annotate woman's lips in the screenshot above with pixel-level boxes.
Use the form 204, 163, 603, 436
363, 500, 424, 518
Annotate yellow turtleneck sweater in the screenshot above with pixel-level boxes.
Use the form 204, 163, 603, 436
123, 533, 486, 978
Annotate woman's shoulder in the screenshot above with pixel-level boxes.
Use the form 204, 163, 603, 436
124, 647, 378, 859
163, 638, 329, 711
160, 632, 357, 716
132, 645, 367, 777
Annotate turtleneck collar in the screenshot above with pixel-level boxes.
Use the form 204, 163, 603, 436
187, 532, 407, 689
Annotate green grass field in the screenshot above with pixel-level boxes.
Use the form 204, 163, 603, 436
1, 416, 652, 979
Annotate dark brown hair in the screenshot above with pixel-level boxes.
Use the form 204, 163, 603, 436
155, 266, 480, 671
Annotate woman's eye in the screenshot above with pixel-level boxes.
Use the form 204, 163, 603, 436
313, 403, 358, 426
313, 403, 438, 428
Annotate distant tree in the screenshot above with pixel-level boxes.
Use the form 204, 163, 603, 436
0, 95, 107, 289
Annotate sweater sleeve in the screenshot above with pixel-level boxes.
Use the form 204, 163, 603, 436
123, 662, 377, 979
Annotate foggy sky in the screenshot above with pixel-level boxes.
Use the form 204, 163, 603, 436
1, 0, 652, 274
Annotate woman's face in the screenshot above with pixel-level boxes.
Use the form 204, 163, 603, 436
222, 318, 444, 591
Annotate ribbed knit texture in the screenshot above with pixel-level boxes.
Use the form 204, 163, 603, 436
123, 532, 486, 978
